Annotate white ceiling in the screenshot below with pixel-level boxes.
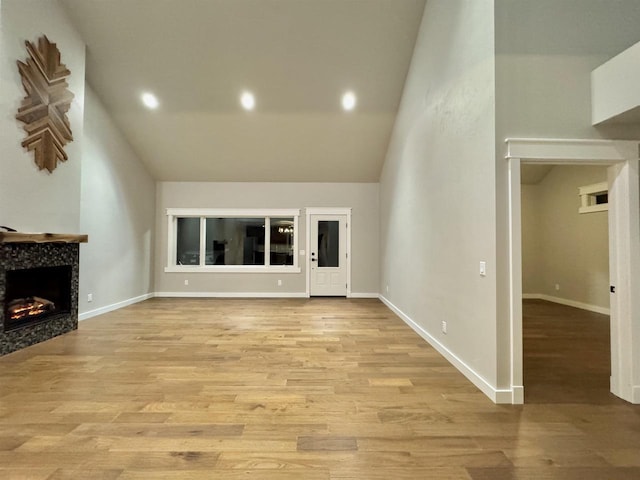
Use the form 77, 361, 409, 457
520, 164, 554, 185
59, 0, 426, 182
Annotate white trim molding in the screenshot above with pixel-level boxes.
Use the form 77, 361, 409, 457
305, 207, 352, 297
578, 181, 609, 214
304, 208, 354, 215
508, 156, 524, 404
506, 138, 639, 164
608, 159, 640, 404
349, 293, 380, 299
523, 294, 610, 316
166, 208, 301, 217
507, 137, 640, 404
165, 208, 300, 272
164, 266, 301, 274
79, 293, 154, 321
379, 295, 516, 404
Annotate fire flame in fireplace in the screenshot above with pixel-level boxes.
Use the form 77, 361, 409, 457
8, 296, 55, 321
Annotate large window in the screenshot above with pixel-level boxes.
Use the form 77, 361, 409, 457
166, 209, 299, 272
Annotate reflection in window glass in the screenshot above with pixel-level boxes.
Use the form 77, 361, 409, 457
318, 220, 339, 267
270, 217, 294, 266
205, 218, 264, 265
169, 209, 299, 270
176, 218, 200, 265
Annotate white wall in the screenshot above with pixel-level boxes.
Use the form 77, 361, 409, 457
0, 0, 85, 232
78, 87, 156, 317
379, 1, 498, 397
522, 166, 609, 311
495, 0, 640, 141
155, 182, 379, 296
592, 41, 640, 125
0, 0, 155, 319
494, 0, 640, 392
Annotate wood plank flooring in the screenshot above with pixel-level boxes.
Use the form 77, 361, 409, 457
0, 297, 638, 479
523, 299, 617, 404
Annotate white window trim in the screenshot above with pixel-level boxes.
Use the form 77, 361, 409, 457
165, 208, 300, 273
578, 181, 608, 214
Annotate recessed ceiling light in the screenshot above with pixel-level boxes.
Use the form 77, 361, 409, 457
240, 91, 255, 111
342, 91, 356, 111
141, 92, 159, 109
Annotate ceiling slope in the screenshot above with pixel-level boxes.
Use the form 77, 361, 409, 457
60, 0, 426, 182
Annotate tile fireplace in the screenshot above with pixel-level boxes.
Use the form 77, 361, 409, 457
0, 233, 87, 355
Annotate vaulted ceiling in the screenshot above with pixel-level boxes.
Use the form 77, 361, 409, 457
59, 0, 426, 182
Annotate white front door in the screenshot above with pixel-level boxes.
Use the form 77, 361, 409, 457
309, 214, 348, 296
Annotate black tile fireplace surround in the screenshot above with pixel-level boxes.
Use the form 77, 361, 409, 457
0, 241, 80, 356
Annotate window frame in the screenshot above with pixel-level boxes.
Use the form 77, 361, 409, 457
578, 181, 609, 214
165, 208, 300, 273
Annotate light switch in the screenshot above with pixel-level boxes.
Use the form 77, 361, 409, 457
479, 261, 487, 277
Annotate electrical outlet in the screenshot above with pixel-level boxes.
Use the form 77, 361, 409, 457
441, 320, 447, 334
555, 283, 560, 291
87, 293, 93, 303
184, 279, 189, 286
277, 279, 282, 286
386, 284, 389, 293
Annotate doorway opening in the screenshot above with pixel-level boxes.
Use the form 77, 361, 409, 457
520, 163, 613, 403
507, 138, 640, 404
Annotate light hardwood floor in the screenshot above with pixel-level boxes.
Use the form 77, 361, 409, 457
0, 298, 639, 479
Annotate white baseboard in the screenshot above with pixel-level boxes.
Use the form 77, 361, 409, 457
633, 386, 640, 404
78, 292, 154, 321
510, 385, 525, 404
349, 293, 379, 299
523, 293, 610, 315
83, 292, 363, 319
612, 376, 640, 404
154, 291, 308, 298
379, 295, 514, 404
522, 293, 540, 299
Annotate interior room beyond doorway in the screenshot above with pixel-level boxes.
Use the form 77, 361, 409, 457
521, 164, 611, 401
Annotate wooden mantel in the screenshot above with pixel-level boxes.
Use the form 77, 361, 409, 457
0, 232, 88, 243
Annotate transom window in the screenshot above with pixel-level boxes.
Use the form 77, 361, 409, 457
166, 209, 300, 273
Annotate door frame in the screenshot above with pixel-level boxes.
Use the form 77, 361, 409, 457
506, 138, 640, 404
305, 207, 352, 297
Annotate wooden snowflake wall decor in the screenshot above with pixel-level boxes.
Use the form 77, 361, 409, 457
15, 35, 74, 173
